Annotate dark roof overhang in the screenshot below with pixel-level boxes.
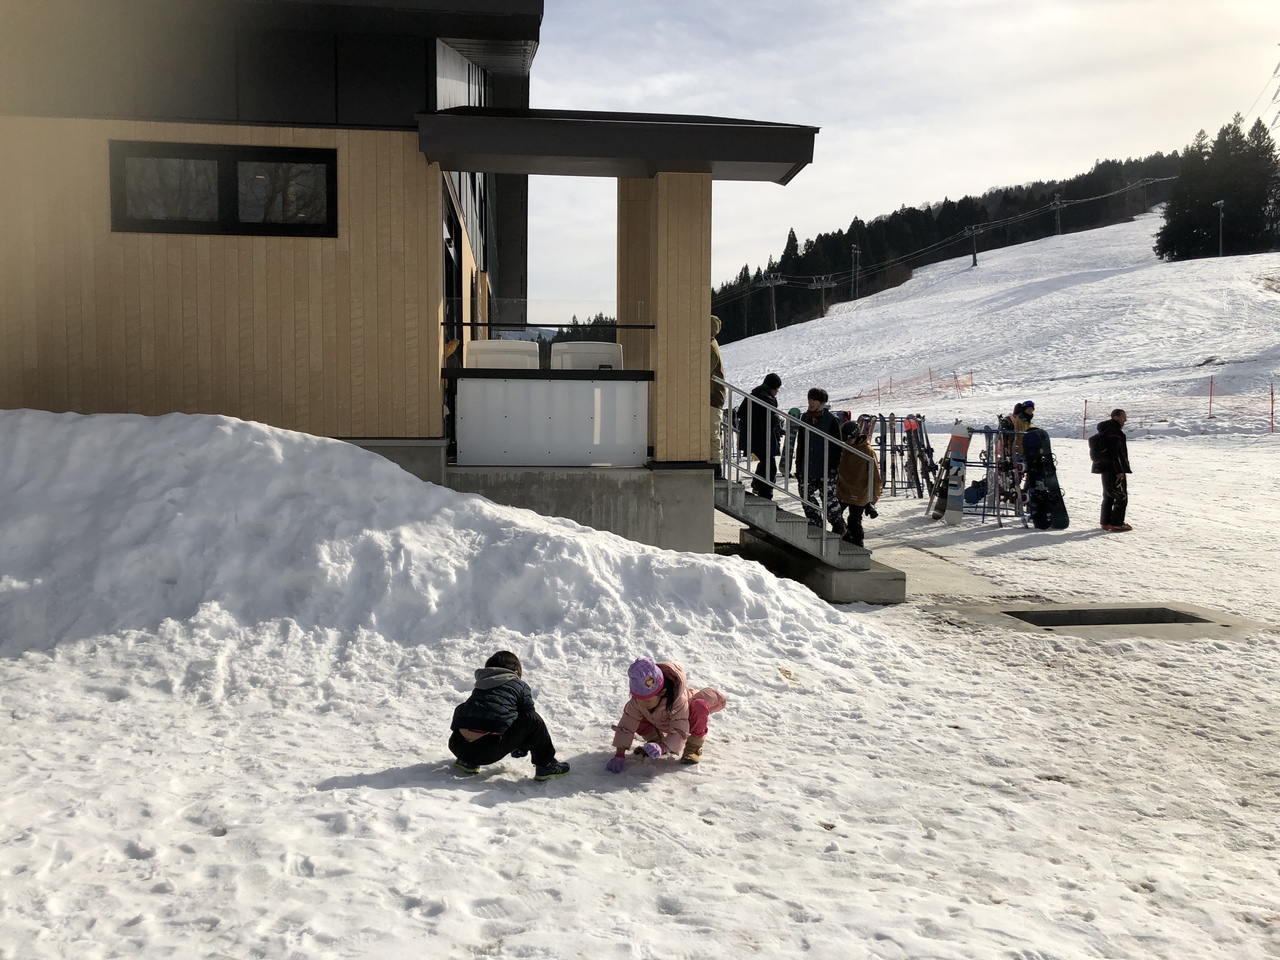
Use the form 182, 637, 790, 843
226, 1, 541, 74
417, 107, 818, 184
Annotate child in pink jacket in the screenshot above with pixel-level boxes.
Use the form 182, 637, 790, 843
605, 658, 727, 771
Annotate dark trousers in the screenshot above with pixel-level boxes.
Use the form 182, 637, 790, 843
449, 710, 558, 769
1100, 470, 1128, 525
751, 447, 777, 497
839, 503, 866, 545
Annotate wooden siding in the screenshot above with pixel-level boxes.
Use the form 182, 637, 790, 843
616, 178, 651, 377
0, 116, 444, 438
646, 172, 712, 462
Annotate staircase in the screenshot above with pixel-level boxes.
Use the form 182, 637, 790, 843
713, 479, 871, 570
715, 376, 906, 603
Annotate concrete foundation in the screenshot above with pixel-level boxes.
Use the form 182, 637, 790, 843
353, 438, 450, 486
738, 529, 906, 604
445, 464, 714, 553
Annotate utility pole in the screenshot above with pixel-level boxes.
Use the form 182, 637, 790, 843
1052, 193, 1062, 235
759, 273, 782, 331
966, 225, 981, 267
807, 275, 837, 317
1213, 200, 1225, 257
850, 244, 860, 301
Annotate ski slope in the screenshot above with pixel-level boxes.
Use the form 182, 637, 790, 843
724, 212, 1280, 436
2, 213, 1279, 959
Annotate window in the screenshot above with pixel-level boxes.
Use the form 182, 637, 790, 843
110, 141, 337, 237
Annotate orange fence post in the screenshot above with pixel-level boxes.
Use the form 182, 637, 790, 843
1083, 399, 1088, 439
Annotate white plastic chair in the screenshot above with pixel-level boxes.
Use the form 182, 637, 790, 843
463, 340, 540, 369
549, 341, 623, 370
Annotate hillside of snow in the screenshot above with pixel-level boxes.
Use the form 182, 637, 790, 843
2, 212, 1279, 959
724, 212, 1280, 437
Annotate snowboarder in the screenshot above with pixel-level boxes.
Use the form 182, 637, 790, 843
1091, 408, 1133, 532
793, 387, 846, 532
449, 651, 570, 781
835, 422, 883, 547
605, 658, 726, 770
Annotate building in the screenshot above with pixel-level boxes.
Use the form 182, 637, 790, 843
0, 0, 816, 552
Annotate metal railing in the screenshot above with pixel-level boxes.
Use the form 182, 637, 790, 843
716, 376, 876, 548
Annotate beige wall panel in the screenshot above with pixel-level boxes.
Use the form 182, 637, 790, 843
0, 116, 443, 438
616, 178, 652, 375
648, 172, 712, 462
422, 162, 444, 436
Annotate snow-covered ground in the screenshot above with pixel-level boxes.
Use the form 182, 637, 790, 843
2, 214, 1279, 959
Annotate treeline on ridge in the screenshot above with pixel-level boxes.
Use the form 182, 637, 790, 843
712, 153, 1181, 345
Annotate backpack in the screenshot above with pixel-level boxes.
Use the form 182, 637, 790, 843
1087, 431, 1105, 465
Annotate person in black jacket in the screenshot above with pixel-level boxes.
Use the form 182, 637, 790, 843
737, 372, 783, 497
793, 387, 846, 533
1091, 408, 1133, 532
449, 651, 570, 780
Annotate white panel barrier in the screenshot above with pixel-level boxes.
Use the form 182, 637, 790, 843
456, 378, 649, 466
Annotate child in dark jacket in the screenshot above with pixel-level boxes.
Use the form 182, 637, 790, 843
449, 651, 570, 781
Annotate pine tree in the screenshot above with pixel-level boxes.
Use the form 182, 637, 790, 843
1156, 117, 1280, 260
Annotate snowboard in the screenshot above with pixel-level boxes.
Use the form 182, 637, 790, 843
927, 421, 959, 519
941, 422, 971, 525
1023, 427, 1069, 529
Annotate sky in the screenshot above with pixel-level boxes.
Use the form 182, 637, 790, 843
3, 214, 1280, 958
524, 0, 1280, 303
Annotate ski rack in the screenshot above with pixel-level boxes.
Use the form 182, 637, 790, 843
853, 412, 938, 499
962, 426, 1028, 527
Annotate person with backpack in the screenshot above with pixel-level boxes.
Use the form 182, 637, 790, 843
1090, 408, 1132, 532
834, 421, 883, 546
793, 387, 846, 533
737, 373, 782, 498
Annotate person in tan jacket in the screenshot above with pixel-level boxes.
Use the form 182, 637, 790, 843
605, 658, 726, 770
834, 421, 884, 547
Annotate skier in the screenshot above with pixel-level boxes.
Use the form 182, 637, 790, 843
793, 387, 846, 533
449, 651, 571, 780
737, 373, 783, 498
835, 421, 883, 546
605, 658, 726, 771
1091, 408, 1133, 532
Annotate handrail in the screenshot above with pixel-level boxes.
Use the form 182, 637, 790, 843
715, 376, 875, 547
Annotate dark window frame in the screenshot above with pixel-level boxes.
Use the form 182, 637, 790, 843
109, 140, 338, 238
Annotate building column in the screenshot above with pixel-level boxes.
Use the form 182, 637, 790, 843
617, 172, 712, 463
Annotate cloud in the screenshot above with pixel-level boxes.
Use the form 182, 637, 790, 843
525, 0, 1280, 301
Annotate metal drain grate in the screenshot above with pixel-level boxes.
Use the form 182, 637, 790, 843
1003, 606, 1212, 628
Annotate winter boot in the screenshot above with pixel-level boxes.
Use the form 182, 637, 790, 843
454, 760, 481, 775
534, 760, 571, 781
680, 736, 705, 765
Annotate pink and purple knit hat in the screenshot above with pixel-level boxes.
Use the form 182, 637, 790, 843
628, 657, 665, 699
